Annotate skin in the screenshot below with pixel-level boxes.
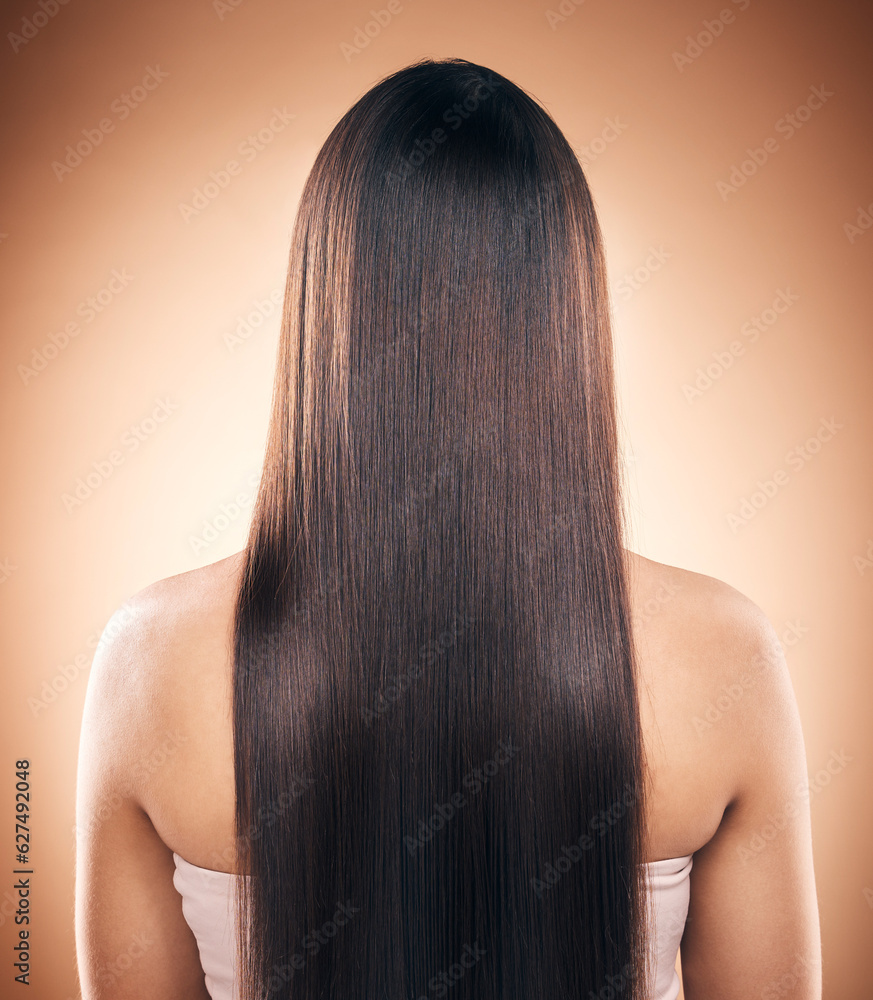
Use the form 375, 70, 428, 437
74, 548, 822, 998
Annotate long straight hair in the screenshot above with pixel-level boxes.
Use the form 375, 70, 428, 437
232, 57, 652, 1000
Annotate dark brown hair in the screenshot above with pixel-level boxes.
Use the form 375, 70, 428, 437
232, 56, 651, 999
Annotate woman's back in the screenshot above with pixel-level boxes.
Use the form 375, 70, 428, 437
74, 55, 821, 999
83, 546, 819, 996
133, 548, 732, 873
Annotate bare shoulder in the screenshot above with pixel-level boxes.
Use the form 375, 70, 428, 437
623, 549, 807, 838
102, 550, 244, 655
122, 550, 245, 633
625, 548, 777, 637
624, 548, 791, 707
625, 550, 821, 996
628, 548, 813, 799
75, 556, 246, 998
78, 552, 246, 801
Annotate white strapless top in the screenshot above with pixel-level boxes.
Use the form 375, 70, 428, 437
172, 851, 693, 1000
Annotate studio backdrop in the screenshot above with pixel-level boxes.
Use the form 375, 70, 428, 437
1, 0, 871, 997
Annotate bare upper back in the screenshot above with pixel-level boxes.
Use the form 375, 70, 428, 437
116, 548, 770, 872
79, 548, 822, 998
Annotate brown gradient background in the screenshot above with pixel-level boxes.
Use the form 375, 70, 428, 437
1, 0, 871, 996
